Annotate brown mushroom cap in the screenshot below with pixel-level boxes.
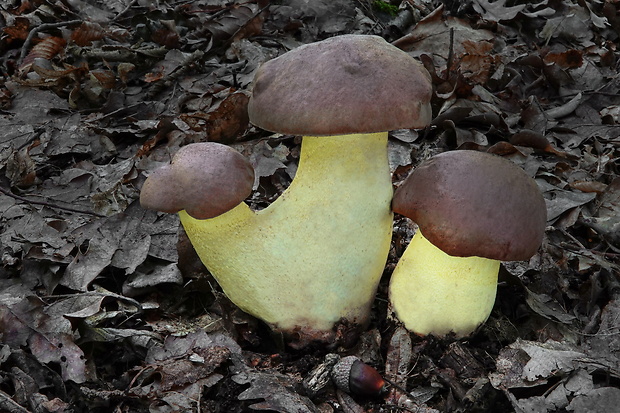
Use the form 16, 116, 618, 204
248, 35, 432, 136
393, 150, 547, 261
140, 142, 254, 219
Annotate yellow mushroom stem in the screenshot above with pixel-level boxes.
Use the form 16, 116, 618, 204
180, 133, 393, 335
389, 230, 500, 337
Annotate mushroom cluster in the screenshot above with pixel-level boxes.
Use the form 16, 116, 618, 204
388, 150, 547, 337
141, 34, 547, 344
141, 35, 432, 347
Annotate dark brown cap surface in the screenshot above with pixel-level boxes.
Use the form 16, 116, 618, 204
140, 142, 254, 219
248, 35, 432, 136
393, 150, 547, 261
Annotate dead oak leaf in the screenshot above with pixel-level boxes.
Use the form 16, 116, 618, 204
472, 0, 526, 22
127, 330, 239, 409
586, 177, 620, 244
129, 348, 229, 397
0, 296, 88, 383
60, 206, 151, 291
231, 354, 319, 413
490, 339, 584, 389
490, 340, 620, 412
460, 39, 497, 85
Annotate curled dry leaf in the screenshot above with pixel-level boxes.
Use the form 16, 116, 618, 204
3, 17, 30, 44
181, 90, 250, 143
202, 3, 264, 43
545, 93, 584, 119
19, 36, 67, 74
384, 326, 412, 391
600, 105, 620, 123
543, 49, 584, 69
5, 146, 37, 187
583, 177, 620, 243
71, 21, 107, 46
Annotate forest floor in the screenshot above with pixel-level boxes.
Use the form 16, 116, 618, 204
1, 0, 620, 412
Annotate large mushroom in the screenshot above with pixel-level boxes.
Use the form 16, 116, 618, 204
142, 35, 432, 347
389, 150, 547, 337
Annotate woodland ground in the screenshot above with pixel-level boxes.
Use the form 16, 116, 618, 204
1, 0, 620, 412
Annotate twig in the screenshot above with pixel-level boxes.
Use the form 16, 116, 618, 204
446, 27, 455, 74
19, 19, 82, 64
0, 185, 105, 217
112, 0, 139, 22
0, 389, 31, 413
43, 287, 144, 314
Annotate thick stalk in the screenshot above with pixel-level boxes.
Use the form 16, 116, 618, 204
180, 133, 393, 337
389, 230, 500, 337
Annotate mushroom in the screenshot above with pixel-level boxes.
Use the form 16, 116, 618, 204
140, 142, 254, 219
388, 150, 547, 337
142, 34, 432, 347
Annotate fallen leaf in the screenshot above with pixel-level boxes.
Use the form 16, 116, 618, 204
472, 0, 526, 22
0, 296, 88, 383
231, 354, 319, 412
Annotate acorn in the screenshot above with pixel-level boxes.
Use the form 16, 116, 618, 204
331, 356, 386, 396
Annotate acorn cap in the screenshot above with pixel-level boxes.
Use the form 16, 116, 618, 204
248, 34, 432, 136
331, 356, 357, 394
392, 150, 547, 261
140, 142, 254, 219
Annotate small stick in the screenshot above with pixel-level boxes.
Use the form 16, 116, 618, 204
19, 19, 82, 64
446, 27, 455, 74
0, 185, 105, 217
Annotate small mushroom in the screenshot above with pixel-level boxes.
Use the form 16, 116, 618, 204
389, 150, 547, 337
140, 142, 254, 219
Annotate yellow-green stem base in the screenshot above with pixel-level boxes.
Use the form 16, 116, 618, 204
389, 230, 500, 337
180, 133, 393, 343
